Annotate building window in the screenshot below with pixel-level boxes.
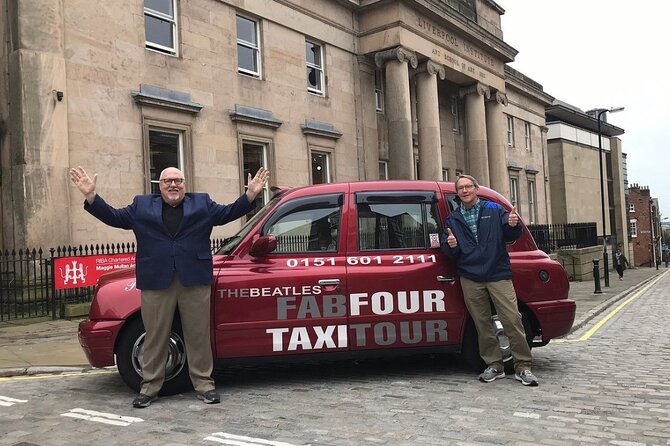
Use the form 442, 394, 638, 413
629, 203, 635, 212
527, 179, 537, 224
415, 157, 420, 180
451, 96, 460, 133
311, 151, 331, 184
506, 115, 515, 148
144, 0, 178, 55
148, 128, 184, 194
524, 122, 532, 151
237, 15, 261, 77
242, 142, 269, 213
306, 40, 324, 95
509, 177, 519, 208
375, 70, 384, 112
379, 161, 388, 180
442, 169, 449, 181
629, 219, 637, 238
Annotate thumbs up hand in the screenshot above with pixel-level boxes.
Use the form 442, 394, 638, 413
508, 206, 518, 227
446, 227, 458, 248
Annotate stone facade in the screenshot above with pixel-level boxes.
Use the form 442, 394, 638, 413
1, 0, 556, 249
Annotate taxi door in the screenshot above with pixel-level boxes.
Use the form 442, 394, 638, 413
212, 191, 349, 358
345, 185, 466, 352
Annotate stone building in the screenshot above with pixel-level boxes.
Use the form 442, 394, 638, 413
545, 100, 629, 261
1, 0, 555, 249
628, 185, 657, 267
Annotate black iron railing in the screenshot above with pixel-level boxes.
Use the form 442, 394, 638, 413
0, 238, 226, 321
528, 222, 598, 254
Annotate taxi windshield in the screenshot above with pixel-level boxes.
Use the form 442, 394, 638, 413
215, 195, 282, 255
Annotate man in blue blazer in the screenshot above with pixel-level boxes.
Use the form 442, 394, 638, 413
69, 165, 270, 407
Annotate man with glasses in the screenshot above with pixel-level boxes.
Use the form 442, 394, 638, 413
69, 165, 270, 406
441, 174, 538, 386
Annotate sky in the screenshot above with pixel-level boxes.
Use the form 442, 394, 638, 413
496, 0, 670, 220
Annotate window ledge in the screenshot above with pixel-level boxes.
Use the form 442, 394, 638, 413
132, 84, 202, 114
229, 104, 282, 128
301, 120, 342, 139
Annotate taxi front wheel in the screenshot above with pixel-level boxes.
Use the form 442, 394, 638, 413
115, 317, 193, 395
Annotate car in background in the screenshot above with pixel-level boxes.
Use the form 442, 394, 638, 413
78, 180, 574, 394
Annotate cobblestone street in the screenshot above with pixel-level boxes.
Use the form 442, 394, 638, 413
1, 272, 668, 446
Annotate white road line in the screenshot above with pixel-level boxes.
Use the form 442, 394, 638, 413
0, 395, 28, 406
60, 408, 144, 427
205, 432, 308, 446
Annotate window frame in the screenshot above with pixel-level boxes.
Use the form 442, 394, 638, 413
509, 176, 519, 208
629, 219, 638, 238
506, 115, 515, 148
310, 149, 332, 184
629, 203, 635, 212
379, 161, 388, 180
236, 14, 261, 78
524, 121, 532, 151
240, 138, 271, 214
374, 69, 384, 112
527, 178, 537, 224
306, 39, 325, 96
144, 0, 178, 55
142, 118, 192, 194
451, 96, 460, 133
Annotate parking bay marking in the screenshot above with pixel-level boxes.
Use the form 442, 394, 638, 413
205, 432, 308, 446
61, 408, 143, 426
0, 395, 28, 406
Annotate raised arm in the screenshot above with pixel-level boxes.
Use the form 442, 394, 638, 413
69, 166, 98, 204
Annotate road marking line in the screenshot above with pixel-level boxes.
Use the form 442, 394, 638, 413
0, 395, 28, 406
60, 408, 143, 427
205, 432, 308, 446
0, 369, 115, 383
579, 271, 668, 341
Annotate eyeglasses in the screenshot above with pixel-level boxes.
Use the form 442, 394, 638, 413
457, 184, 476, 192
161, 178, 184, 185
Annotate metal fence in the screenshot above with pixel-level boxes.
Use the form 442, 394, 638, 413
527, 222, 598, 254
0, 239, 226, 321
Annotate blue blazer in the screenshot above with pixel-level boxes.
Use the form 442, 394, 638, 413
84, 193, 254, 290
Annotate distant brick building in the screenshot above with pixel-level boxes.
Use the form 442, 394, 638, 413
628, 184, 655, 267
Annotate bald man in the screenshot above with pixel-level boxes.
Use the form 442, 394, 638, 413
70, 166, 269, 407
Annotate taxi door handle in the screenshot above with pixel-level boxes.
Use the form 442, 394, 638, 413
437, 275, 457, 282
318, 279, 341, 286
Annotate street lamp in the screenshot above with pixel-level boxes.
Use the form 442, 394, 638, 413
596, 106, 624, 287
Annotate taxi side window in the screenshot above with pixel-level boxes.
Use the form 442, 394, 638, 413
356, 191, 439, 251
263, 194, 342, 253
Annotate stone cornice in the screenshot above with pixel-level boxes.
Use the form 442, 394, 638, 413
374, 46, 418, 69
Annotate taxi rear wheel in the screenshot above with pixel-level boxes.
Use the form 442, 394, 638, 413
116, 317, 192, 396
461, 313, 533, 373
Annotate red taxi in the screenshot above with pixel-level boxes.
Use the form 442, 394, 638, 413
78, 181, 575, 394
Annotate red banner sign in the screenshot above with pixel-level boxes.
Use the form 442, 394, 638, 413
54, 253, 136, 290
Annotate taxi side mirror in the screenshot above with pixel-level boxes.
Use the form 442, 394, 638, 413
249, 235, 277, 257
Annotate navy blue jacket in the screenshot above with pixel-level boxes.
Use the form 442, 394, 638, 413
441, 200, 521, 282
84, 193, 254, 290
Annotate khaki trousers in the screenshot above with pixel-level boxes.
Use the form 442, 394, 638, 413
140, 274, 215, 396
460, 277, 532, 373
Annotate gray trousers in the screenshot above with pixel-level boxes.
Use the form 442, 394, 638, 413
139, 274, 215, 396
460, 276, 532, 373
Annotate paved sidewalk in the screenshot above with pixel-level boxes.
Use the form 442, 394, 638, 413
0, 266, 666, 377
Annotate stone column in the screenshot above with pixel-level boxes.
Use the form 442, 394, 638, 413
485, 91, 509, 196
3, 0, 71, 248
460, 83, 491, 185
375, 47, 417, 179
416, 61, 445, 180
